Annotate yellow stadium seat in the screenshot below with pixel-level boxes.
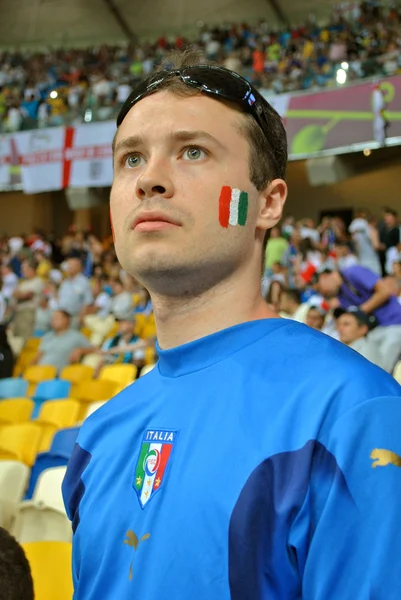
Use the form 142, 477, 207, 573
145, 346, 156, 365
98, 364, 137, 386
23, 365, 57, 397
80, 326, 92, 339
23, 338, 41, 352
0, 423, 42, 466
13, 351, 38, 377
60, 364, 94, 397
22, 541, 73, 600
0, 398, 34, 425
36, 400, 81, 452
75, 379, 119, 420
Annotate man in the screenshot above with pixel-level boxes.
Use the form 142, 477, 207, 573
317, 264, 401, 372
278, 287, 309, 322
34, 309, 91, 371
0, 262, 18, 301
0, 527, 34, 600
305, 305, 326, 331
58, 253, 93, 326
11, 258, 45, 340
63, 52, 401, 599
264, 225, 288, 271
336, 307, 384, 368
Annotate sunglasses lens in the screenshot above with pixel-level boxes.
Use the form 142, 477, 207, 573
182, 67, 251, 103
117, 72, 170, 126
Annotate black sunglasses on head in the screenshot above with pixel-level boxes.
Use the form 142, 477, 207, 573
116, 65, 270, 135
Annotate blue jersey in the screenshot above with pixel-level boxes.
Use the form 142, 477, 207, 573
63, 319, 401, 599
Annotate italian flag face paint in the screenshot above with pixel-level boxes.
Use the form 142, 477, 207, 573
219, 186, 248, 228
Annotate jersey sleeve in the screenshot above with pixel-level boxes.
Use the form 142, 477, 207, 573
303, 395, 401, 599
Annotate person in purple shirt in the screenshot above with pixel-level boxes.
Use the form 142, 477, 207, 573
317, 265, 401, 373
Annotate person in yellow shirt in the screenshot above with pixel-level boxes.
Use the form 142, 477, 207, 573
34, 250, 52, 280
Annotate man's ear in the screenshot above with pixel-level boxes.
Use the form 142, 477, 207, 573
256, 179, 287, 232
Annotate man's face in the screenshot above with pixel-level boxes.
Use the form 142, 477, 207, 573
66, 258, 81, 277
305, 308, 324, 330
384, 212, 397, 228
337, 314, 367, 345
119, 319, 134, 336
51, 310, 69, 331
110, 90, 285, 295
317, 272, 340, 298
21, 261, 34, 279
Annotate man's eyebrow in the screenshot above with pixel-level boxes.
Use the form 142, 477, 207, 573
113, 135, 144, 156
113, 130, 225, 156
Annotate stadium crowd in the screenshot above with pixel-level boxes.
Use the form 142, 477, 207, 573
1, 1, 400, 132
0, 206, 400, 380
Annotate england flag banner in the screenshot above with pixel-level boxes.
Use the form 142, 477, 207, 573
68, 121, 114, 188
16, 128, 66, 193
0, 135, 13, 187
15, 122, 115, 194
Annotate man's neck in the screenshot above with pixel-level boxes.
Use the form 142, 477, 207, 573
150, 270, 278, 350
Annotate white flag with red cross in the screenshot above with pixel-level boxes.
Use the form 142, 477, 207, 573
15, 122, 115, 194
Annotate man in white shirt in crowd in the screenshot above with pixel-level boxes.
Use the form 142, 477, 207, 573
0, 263, 18, 301
336, 307, 384, 369
11, 258, 44, 340
58, 254, 93, 327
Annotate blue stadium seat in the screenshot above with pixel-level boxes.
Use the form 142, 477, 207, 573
0, 377, 28, 399
25, 426, 80, 499
32, 379, 71, 419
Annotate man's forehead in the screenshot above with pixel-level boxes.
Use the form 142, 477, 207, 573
113, 90, 244, 150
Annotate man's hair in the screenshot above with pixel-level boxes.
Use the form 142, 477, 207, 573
0, 527, 34, 600
384, 207, 398, 218
22, 258, 38, 271
116, 49, 288, 259
281, 287, 301, 305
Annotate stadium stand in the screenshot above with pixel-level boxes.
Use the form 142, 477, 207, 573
0, 2, 400, 132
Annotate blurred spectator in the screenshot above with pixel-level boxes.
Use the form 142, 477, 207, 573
0, 527, 34, 600
265, 226, 289, 270
349, 212, 382, 274
336, 307, 384, 368
278, 288, 309, 322
316, 264, 401, 372
1, 2, 400, 133
11, 258, 45, 340
305, 306, 326, 331
33, 309, 92, 371
0, 262, 18, 301
58, 254, 93, 325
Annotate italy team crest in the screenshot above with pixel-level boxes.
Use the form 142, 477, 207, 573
133, 429, 178, 508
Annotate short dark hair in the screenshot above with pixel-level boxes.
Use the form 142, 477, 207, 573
384, 208, 398, 217
281, 287, 302, 305
0, 527, 34, 600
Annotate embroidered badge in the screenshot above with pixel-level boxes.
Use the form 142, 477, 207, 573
133, 429, 178, 508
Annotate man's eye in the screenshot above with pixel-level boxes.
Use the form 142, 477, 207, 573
183, 147, 206, 161
125, 155, 143, 168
